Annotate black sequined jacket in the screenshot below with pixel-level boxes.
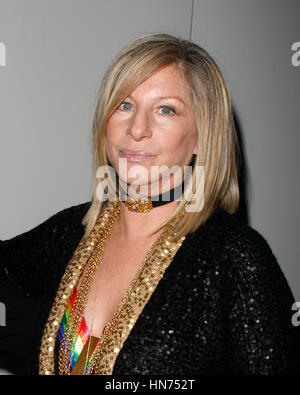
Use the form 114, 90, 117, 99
0, 202, 299, 375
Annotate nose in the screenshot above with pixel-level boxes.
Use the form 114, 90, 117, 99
126, 109, 152, 141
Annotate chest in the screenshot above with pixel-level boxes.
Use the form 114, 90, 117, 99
78, 235, 157, 338
42, 233, 227, 375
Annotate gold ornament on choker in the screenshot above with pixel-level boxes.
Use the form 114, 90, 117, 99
123, 196, 153, 213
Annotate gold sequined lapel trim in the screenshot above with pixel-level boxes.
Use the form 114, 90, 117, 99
94, 223, 185, 374
39, 201, 119, 375
39, 200, 185, 375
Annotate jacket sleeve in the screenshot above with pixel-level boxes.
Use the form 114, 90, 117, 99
0, 203, 89, 297
223, 227, 300, 375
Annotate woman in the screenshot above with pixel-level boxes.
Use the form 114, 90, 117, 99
1, 34, 299, 375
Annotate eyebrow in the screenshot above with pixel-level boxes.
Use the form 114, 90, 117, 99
127, 95, 188, 107
155, 96, 188, 107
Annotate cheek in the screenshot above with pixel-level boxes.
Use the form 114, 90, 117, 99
161, 128, 196, 160
105, 130, 113, 155
106, 119, 120, 156
106, 118, 116, 142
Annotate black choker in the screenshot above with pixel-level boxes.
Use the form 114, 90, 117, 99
118, 180, 186, 212
117, 155, 195, 213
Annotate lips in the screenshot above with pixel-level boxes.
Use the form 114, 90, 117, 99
119, 149, 155, 162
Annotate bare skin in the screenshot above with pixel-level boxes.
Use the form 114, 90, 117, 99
79, 201, 179, 337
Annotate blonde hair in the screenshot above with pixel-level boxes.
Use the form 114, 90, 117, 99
82, 34, 240, 241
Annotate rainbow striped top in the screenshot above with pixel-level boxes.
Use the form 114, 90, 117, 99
58, 286, 100, 373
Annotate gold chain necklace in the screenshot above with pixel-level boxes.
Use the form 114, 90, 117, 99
58, 201, 120, 375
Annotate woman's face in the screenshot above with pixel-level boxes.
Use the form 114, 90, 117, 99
106, 63, 198, 196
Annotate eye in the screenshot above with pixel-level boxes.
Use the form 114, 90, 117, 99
158, 106, 175, 116
119, 102, 133, 111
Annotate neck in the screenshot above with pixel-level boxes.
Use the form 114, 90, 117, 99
115, 199, 179, 241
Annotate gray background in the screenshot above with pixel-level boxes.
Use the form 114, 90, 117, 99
0, 0, 299, 309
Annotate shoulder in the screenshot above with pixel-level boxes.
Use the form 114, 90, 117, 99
186, 208, 278, 263
46, 201, 91, 232
5, 201, 91, 243
179, 210, 299, 374
0, 201, 92, 296
183, 209, 293, 296
1, 201, 92, 261
185, 208, 295, 304
45, 200, 91, 224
